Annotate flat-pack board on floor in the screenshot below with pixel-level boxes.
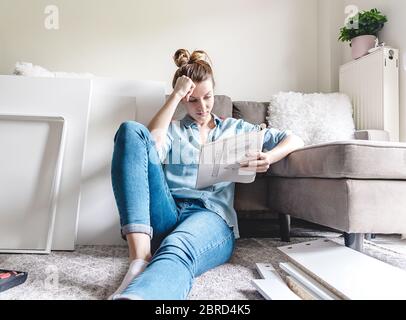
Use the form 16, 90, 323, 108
278, 239, 406, 300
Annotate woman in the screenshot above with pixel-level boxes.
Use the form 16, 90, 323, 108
109, 49, 304, 300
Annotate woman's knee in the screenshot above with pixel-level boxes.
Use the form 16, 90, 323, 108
114, 121, 151, 143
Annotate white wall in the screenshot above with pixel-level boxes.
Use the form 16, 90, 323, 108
0, 0, 318, 101
319, 0, 406, 141
317, 0, 345, 93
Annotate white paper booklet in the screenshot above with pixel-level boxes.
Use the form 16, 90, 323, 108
195, 128, 266, 189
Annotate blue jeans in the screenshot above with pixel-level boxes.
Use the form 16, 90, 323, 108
110, 121, 235, 299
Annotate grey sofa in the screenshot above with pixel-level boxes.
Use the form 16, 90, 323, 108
171, 95, 406, 251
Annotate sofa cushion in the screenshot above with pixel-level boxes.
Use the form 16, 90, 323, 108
270, 140, 406, 180
266, 92, 355, 145
268, 177, 406, 233
232, 101, 269, 124
169, 95, 233, 120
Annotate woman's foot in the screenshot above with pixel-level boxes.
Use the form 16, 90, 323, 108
108, 258, 149, 300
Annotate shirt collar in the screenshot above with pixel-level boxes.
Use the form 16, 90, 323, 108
181, 113, 222, 128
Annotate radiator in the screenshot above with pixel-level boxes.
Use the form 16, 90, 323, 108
339, 47, 399, 141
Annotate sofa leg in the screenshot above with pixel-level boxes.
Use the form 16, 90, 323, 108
344, 233, 364, 252
365, 233, 376, 240
279, 213, 291, 242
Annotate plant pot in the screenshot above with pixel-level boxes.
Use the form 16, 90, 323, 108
351, 35, 377, 60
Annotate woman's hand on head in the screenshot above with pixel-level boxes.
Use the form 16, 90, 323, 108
173, 76, 196, 102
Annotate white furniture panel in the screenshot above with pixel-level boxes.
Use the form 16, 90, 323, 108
278, 239, 406, 300
0, 75, 92, 250
279, 262, 340, 300
0, 76, 165, 249
251, 279, 301, 300
0, 115, 66, 253
76, 78, 165, 245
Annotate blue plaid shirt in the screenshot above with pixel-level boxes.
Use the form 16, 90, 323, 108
157, 113, 289, 239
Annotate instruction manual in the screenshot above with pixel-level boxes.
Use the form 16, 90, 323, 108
195, 127, 266, 189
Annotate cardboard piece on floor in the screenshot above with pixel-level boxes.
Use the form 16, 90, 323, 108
278, 239, 406, 300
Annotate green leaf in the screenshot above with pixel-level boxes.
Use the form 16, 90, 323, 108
338, 8, 387, 42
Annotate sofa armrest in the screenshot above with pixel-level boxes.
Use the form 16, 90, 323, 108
354, 130, 390, 141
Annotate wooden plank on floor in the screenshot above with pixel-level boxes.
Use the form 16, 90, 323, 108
278, 239, 406, 300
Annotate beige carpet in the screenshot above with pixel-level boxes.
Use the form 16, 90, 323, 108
1, 232, 405, 300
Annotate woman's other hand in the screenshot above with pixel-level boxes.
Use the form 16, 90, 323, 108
173, 75, 196, 102
239, 152, 275, 173
238, 134, 304, 173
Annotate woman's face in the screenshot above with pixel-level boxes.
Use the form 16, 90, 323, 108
182, 79, 214, 124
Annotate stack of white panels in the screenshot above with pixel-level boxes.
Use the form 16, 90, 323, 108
277, 239, 406, 300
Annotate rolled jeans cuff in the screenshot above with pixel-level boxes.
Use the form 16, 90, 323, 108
121, 223, 153, 239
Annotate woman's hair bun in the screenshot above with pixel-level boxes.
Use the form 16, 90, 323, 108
173, 49, 191, 68
189, 50, 212, 66
171, 49, 215, 88
173, 49, 212, 68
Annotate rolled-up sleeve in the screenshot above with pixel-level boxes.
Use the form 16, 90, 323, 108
262, 127, 291, 151
236, 119, 290, 151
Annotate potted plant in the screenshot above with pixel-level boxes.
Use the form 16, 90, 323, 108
339, 8, 387, 59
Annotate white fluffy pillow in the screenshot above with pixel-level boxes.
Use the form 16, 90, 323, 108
13, 62, 94, 78
266, 92, 355, 145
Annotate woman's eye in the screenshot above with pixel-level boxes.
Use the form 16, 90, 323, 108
189, 97, 211, 102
